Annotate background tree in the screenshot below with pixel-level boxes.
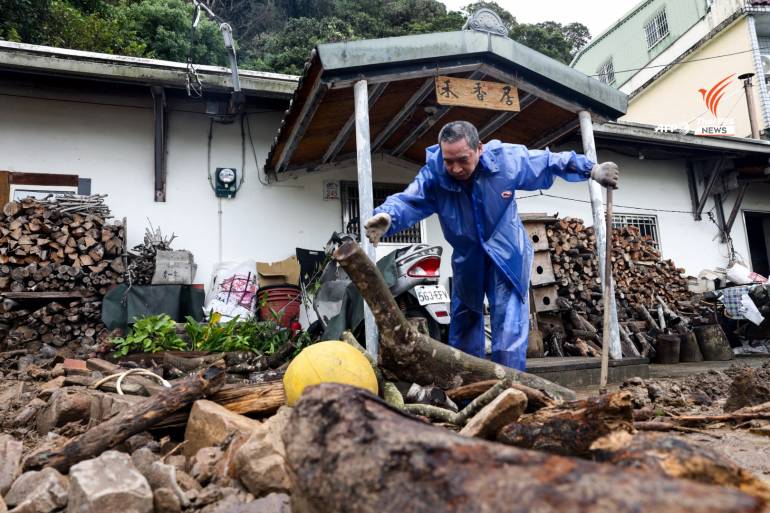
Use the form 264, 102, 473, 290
0, 0, 591, 74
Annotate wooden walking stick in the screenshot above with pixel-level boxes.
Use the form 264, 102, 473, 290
600, 187, 614, 394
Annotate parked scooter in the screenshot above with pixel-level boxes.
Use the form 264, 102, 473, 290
310, 232, 451, 342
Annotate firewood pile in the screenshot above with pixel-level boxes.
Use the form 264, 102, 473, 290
0, 197, 125, 293
0, 196, 124, 358
549, 218, 690, 316
0, 239, 767, 513
126, 223, 177, 285
544, 217, 715, 360
0, 297, 105, 354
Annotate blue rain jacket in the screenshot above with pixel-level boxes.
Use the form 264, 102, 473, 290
374, 140, 595, 310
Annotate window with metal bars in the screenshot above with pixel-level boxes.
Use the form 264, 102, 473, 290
340, 181, 423, 244
612, 213, 660, 248
644, 8, 669, 49
597, 58, 616, 85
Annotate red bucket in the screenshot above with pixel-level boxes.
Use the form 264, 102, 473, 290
258, 285, 301, 328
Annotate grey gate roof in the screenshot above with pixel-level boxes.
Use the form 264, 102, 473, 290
265, 29, 629, 175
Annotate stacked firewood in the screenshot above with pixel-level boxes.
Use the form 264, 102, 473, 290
0, 297, 106, 353
0, 197, 125, 294
548, 218, 691, 319
0, 196, 122, 355
545, 218, 713, 359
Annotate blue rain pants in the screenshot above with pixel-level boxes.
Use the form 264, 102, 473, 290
450, 255, 529, 370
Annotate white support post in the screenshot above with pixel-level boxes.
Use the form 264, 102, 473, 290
354, 79, 379, 359
578, 111, 622, 360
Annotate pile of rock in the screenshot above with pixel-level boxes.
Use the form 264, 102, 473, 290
1, 395, 293, 513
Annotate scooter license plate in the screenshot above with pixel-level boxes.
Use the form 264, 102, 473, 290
414, 285, 450, 306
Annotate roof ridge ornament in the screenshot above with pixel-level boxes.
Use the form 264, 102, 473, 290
463, 8, 508, 38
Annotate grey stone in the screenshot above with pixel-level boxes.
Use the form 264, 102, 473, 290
213, 493, 292, 513
0, 495, 6, 513
190, 447, 223, 486
234, 407, 292, 497
124, 432, 158, 454
164, 454, 187, 473
5, 468, 68, 513
130, 447, 160, 477
174, 470, 202, 493
35, 388, 92, 435
143, 461, 188, 507
153, 488, 181, 513
0, 435, 23, 495
68, 450, 152, 513
87, 393, 142, 426
183, 400, 260, 457
215, 432, 251, 486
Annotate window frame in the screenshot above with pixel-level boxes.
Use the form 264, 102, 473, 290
612, 213, 661, 250
644, 8, 670, 50
340, 181, 424, 244
596, 58, 616, 86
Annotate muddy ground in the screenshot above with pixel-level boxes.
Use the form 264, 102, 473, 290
575, 357, 770, 481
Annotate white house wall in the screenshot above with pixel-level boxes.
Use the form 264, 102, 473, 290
0, 87, 441, 293
0, 86, 766, 303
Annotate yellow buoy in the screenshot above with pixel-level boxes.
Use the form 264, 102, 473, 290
283, 340, 378, 406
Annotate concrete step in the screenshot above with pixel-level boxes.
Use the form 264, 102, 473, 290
525, 356, 649, 389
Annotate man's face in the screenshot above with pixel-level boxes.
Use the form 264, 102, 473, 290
441, 138, 483, 182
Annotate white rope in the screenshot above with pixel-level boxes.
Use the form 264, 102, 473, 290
91, 369, 171, 395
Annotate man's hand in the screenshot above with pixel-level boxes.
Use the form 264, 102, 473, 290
364, 213, 391, 246
591, 162, 619, 189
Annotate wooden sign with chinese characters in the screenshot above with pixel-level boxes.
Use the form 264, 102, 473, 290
434, 76, 520, 111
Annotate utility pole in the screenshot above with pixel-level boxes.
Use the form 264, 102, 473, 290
738, 73, 760, 139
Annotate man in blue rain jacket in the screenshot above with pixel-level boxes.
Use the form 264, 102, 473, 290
364, 121, 618, 371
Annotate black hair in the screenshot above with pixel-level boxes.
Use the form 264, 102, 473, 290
438, 121, 480, 148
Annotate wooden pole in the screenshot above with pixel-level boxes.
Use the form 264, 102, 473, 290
578, 111, 621, 361
354, 79, 379, 359
600, 187, 614, 393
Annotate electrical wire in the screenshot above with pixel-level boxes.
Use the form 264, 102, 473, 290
515, 190, 696, 214
186, 6, 204, 99
244, 112, 271, 186
588, 48, 757, 78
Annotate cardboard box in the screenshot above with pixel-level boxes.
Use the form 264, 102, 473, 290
257, 256, 301, 287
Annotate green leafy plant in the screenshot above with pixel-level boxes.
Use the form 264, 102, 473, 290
185, 312, 255, 353
112, 314, 186, 357
184, 313, 313, 356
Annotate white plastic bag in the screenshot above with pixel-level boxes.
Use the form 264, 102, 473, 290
740, 294, 765, 326
204, 260, 258, 320
726, 263, 768, 285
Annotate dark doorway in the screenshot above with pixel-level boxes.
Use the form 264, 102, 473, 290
744, 211, 770, 278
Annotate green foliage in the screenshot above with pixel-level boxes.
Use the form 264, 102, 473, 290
112, 311, 314, 358
185, 312, 255, 353
1, 0, 226, 62
2, 0, 591, 74
184, 312, 310, 355
123, 0, 227, 64
112, 314, 187, 357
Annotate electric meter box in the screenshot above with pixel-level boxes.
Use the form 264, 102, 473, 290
215, 167, 238, 198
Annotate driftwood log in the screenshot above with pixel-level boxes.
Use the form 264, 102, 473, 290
283, 384, 762, 513
496, 390, 634, 457
447, 379, 556, 412
592, 431, 770, 506
674, 401, 770, 425
333, 241, 575, 400
23, 365, 225, 472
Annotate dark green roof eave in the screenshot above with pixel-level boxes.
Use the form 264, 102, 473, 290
317, 30, 628, 119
